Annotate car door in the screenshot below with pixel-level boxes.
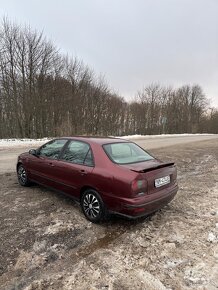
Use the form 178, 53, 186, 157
28, 139, 68, 186
50, 140, 95, 198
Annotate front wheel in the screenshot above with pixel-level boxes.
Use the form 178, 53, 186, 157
81, 189, 105, 223
17, 164, 31, 186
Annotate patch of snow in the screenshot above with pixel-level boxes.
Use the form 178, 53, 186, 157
207, 232, 217, 243
118, 133, 216, 140
43, 219, 74, 235
184, 265, 206, 285
0, 137, 51, 147
164, 259, 185, 269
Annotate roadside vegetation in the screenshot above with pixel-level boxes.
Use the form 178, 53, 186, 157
0, 18, 217, 138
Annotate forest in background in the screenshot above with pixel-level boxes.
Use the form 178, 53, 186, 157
0, 18, 218, 138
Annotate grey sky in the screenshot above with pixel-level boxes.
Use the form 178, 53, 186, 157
0, 0, 218, 107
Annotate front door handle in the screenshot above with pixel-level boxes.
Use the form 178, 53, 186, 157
48, 162, 55, 167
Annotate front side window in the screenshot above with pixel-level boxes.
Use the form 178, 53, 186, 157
38, 139, 67, 159
61, 141, 94, 166
103, 142, 154, 164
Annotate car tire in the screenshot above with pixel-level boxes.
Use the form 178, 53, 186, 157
81, 189, 105, 223
17, 164, 31, 186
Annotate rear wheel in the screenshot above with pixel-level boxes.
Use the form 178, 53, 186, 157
81, 189, 105, 223
17, 164, 31, 186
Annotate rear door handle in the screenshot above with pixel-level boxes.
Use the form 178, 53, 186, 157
80, 169, 87, 175
48, 162, 55, 167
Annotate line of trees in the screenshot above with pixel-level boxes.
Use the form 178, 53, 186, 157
0, 18, 217, 138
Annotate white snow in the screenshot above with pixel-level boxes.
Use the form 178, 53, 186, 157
207, 232, 217, 242
118, 133, 216, 140
0, 138, 51, 147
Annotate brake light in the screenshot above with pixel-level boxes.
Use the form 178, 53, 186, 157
131, 179, 147, 195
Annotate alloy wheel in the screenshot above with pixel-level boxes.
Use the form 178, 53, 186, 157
18, 165, 27, 185
82, 193, 101, 219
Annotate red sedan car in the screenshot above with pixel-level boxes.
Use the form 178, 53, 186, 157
17, 137, 178, 222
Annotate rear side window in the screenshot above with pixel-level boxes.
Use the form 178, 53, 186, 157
39, 139, 67, 159
103, 142, 154, 164
61, 141, 94, 166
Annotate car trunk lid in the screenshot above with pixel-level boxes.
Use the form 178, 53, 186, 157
122, 159, 177, 195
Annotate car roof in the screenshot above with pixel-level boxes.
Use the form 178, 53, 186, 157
59, 136, 130, 145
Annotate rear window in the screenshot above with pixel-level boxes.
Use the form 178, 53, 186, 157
103, 142, 154, 164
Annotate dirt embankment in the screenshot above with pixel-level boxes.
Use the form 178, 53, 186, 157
0, 139, 218, 290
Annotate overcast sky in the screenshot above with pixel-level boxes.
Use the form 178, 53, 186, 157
0, 0, 218, 107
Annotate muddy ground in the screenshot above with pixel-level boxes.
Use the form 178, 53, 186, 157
0, 139, 218, 290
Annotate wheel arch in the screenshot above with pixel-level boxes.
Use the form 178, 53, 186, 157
80, 185, 98, 202
16, 162, 23, 171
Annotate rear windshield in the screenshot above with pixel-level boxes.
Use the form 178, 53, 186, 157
103, 142, 154, 164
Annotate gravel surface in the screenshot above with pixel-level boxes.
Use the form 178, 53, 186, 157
0, 138, 218, 290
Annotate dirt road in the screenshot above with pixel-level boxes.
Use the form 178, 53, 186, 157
0, 138, 218, 290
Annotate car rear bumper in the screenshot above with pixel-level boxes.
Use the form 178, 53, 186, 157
110, 184, 178, 219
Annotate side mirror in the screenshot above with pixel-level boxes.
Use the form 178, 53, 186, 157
29, 149, 38, 156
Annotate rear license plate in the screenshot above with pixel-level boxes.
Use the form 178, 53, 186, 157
155, 175, 170, 188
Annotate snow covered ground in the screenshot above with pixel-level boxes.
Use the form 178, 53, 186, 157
0, 134, 216, 147
119, 133, 216, 140
0, 138, 51, 147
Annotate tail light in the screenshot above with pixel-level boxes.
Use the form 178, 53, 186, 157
131, 179, 147, 196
